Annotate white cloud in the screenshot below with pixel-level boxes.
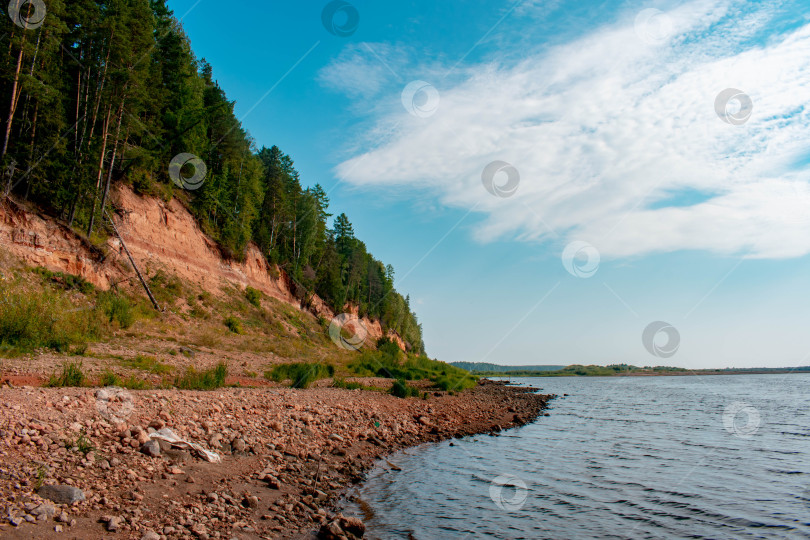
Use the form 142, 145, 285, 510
317, 42, 410, 99
333, 0, 810, 259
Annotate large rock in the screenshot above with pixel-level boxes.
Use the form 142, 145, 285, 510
37, 485, 85, 505
141, 440, 161, 458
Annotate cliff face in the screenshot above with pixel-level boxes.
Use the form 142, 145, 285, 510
0, 187, 406, 350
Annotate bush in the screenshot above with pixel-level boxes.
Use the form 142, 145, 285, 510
265, 362, 334, 389
224, 316, 243, 334
174, 362, 227, 390
46, 362, 85, 387
0, 283, 103, 353
99, 371, 121, 386
245, 287, 261, 307
390, 378, 420, 398
350, 347, 477, 392
98, 292, 134, 329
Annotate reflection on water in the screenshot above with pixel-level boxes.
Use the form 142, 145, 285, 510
343, 374, 810, 539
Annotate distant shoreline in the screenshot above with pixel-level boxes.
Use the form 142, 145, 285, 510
482, 368, 810, 378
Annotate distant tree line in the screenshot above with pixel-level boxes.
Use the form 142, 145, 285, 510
0, 0, 424, 352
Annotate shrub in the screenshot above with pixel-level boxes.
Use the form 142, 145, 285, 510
245, 287, 261, 307
350, 348, 477, 392
98, 292, 134, 329
0, 284, 102, 353
46, 362, 85, 387
265, 362, 334, 389
174, 362, 227, 390
224, 316, 243, 334
99, 371, 121, 387
390, 378, 420, 398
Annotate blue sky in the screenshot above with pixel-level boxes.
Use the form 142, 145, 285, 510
166, 0, 810, 369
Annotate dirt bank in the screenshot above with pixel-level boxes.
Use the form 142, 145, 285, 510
0, 380, 553, 539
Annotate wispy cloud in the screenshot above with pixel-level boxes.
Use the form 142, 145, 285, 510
332, 0, 810, 259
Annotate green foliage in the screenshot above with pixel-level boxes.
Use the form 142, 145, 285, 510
350, 345, 477, 392
97, 292, 134, 329
122, 355, 172, 375
32, 268, 95, 294
99, 371, 121, 387
224, 316, 243, 334
265, 362, 334, 389
390, 379, 420, 398
331, 377, 366, 390
174, 362, 228, 390
0, 279, 105, 354
46, 362, 86, 387
245, 287, 261, 307
65, 430, 95, 455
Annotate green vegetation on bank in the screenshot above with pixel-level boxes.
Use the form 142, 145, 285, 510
0, 268, 143, 355
0, 0, 423, 353
265, 362, 334, 389
350, 338, 477, 392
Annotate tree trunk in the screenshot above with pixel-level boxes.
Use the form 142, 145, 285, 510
96, 97, 125, 233
1, 45, 24, 159
86, 104, 112, 236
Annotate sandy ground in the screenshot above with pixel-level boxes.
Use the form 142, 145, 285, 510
0, 380, 553, 539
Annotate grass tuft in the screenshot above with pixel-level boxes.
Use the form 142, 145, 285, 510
174, 362, 227, 390
265, 362, 334, 389
46, 361, 85, 387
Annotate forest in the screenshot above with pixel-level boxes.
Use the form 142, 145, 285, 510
0, 0, 424, 353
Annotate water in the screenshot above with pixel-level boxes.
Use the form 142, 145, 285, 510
344, 374, 810, 539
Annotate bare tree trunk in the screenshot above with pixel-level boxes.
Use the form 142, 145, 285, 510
1, 45, 24, 159
96, 97, 125, 235
86, 105, 112, 236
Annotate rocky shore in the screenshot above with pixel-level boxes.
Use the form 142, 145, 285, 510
0, 380, 553, 539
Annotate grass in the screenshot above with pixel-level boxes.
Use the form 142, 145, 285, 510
99, 371, 152, 389
174, 362, 227, 390
331, 377, 367, 390
265, 362, 334, 389
350, 340, 477, 392
0, 270, 142, 355
390, 378, 421, 398
45, 361, 86, 387
121, 354, 172, 375
245, 287, 261, 307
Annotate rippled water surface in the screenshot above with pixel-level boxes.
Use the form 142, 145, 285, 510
344, 374, 810, 539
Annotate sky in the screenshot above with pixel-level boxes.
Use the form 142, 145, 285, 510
165, 0, 810, 369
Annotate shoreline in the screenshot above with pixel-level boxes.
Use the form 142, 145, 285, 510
0, 379, 553, 539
